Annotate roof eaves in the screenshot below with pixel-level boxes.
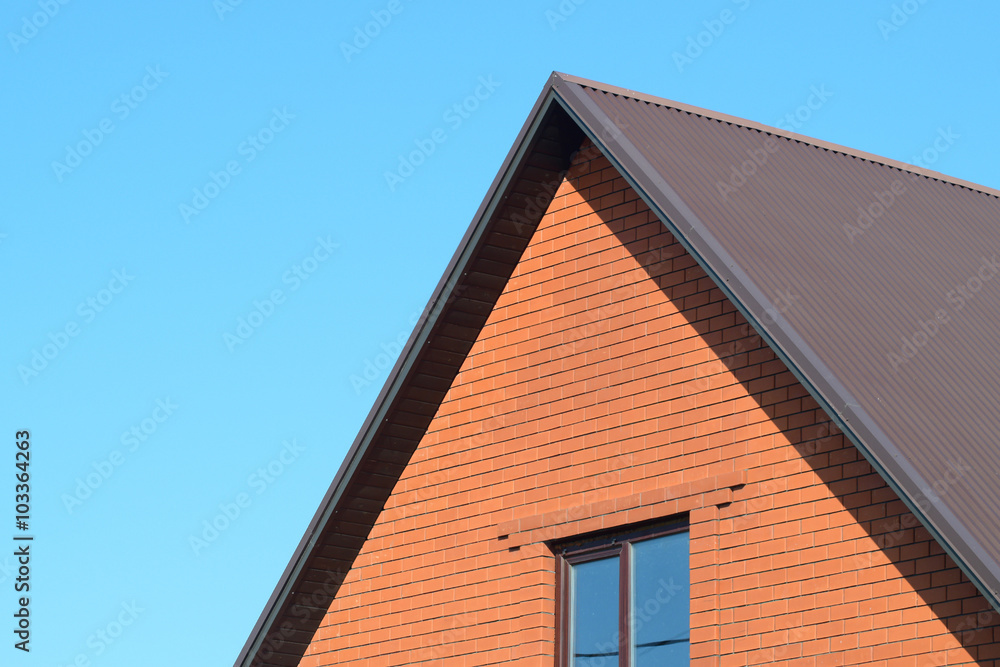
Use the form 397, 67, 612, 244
235, 76, 582, 667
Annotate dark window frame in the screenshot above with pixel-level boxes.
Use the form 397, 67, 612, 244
554, 517, 690, 666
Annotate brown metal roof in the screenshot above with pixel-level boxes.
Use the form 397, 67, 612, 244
234, 73, 1000, 666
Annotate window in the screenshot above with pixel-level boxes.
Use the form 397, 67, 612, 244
556, 519, 690, 666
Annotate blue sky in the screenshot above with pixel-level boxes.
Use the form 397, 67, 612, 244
2, 2, 998, 664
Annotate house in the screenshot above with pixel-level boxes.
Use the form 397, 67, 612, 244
235, 73, 1000, 666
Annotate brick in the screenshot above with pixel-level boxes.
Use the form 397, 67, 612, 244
299, 137, 1000, 667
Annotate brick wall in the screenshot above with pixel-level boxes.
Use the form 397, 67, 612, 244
300, 139, 1000, 666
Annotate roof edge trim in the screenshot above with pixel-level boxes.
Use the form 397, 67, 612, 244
234, 78, 570, 667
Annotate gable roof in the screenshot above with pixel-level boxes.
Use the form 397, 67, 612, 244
235, 72, 1000, 667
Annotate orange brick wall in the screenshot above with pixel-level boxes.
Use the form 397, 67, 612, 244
301, 140, 1000, 666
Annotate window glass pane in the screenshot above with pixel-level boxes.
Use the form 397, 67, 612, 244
630, 532, 689, 666
571, 555, 620, 667
632, 640, 688, 665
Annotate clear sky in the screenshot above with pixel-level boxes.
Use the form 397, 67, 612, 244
2, 2, 998, 665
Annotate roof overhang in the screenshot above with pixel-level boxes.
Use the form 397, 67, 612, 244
235, 76, 586, 667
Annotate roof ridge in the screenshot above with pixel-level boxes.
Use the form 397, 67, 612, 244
553, 72, 1000, 200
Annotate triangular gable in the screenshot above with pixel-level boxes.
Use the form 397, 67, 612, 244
235, 73, 1000, 667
